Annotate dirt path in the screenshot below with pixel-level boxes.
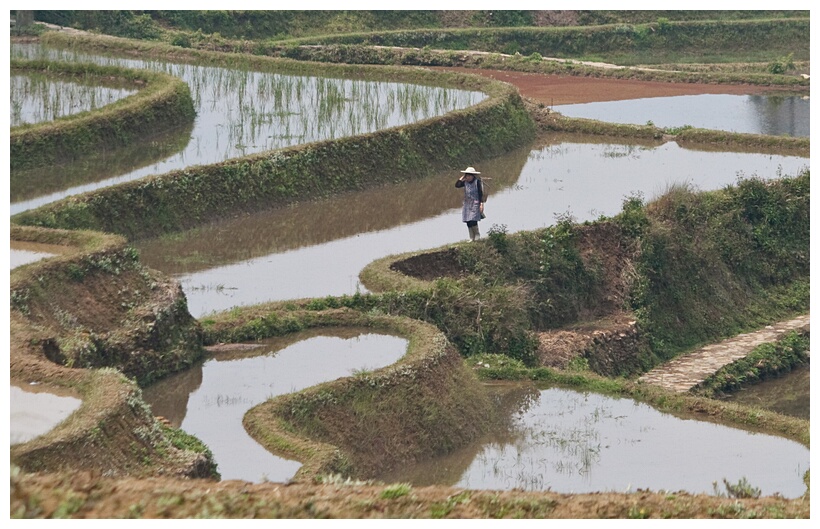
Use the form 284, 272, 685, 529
431, 66, 781, 105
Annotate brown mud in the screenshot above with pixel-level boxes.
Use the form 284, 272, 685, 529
432, 66, 792, 105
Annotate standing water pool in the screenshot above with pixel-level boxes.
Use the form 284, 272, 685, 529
553, 94, 809, 137
376, 383, 810, 498
141, 328, 408, 483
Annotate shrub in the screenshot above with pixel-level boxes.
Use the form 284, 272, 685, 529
767, 53, 795, 74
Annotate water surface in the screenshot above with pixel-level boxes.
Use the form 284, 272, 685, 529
10, 73, 137, 126
134, 138, 809, 316
10, 42, 485, 214
141, 328, 408, 483
554, 94, 809, 137
10, 383, 82, 445
376, 383, 810, 498
10, 240, 72, 269
718, 365, 810, 420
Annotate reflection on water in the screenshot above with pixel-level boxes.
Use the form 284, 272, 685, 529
377, 384, 810, 498
10, 121, 194, 204
137, 137, 808, 317
10, 42, 484, 214
10, 240, 72, 269
136, 143, 533, 275
141, 328, 408, 483
719, 365, 810, 420
10, 249, 54, 269
10, 73, 137, 126
554, 94, 810, 137
10, 383, 82, 445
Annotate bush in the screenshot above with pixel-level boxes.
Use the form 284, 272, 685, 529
767, 52, 795, 74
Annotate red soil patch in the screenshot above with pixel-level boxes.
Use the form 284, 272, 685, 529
433, 66, 777, 105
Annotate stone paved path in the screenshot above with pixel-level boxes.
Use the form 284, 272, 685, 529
638, 314, 810, 393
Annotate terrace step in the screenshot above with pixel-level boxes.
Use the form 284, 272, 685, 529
638, 314, 810, 393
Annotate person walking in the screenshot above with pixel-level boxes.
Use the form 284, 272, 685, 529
455, 166, 486, 241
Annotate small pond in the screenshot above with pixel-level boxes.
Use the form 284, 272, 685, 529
10, 383, 82, 446
376, 383, 810, 498
141, 328, 408, 483
553, 94, 810, 137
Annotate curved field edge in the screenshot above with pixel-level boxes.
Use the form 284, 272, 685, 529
236, 309, 491, 481
271, 18, 810, 62
10, 225, 215, 479
157, 19, 810, 85
10, 59, 196, 170
13, 33, 535, 239
527, 108, 809, 155
200, 302, 809, 484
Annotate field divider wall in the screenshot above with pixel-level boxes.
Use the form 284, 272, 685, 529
11, 59, 196, 170
15, 33, 536, 239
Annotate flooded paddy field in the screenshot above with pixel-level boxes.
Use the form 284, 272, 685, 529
10, 383, 82, 446
375, 383, 810, 498
9, 37, 810, 499
10, 42, 485, 214
10, 72, 137, 126
141, 328, 408, 483
718, 365, 810, 421
9, 239, 71, 269
553, 93, 810, 137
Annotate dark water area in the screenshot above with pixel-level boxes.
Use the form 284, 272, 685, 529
718, 365, 810, 420
134, 137, 808, 317
141, 328, 407, 483
554, 94, 810, 137
10, 42, 484, 215
375, 382, 810, 498
10, 121, 194, 203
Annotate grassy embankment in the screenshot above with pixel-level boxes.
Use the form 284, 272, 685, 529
10, 225, 215, 478
11, 59, 195, 170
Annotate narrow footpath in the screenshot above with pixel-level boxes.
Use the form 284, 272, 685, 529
638, 314, 810, 393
